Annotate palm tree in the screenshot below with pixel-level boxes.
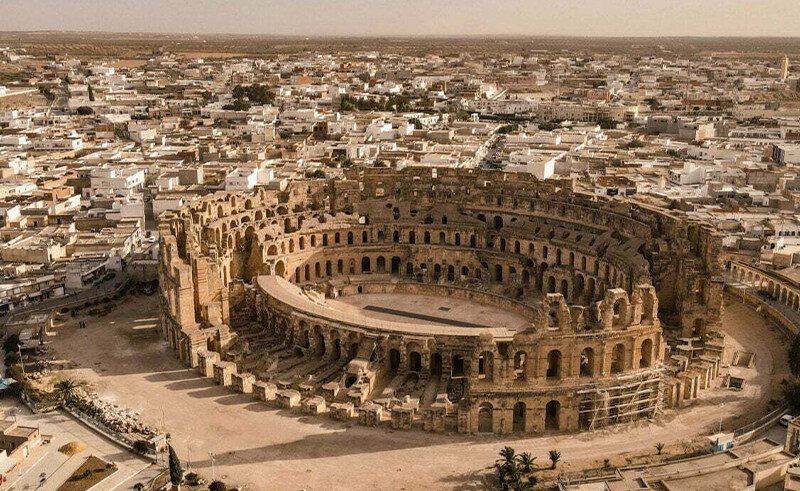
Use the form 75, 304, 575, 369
654, 442, 665, 455
548, 449, 561, 469
54, 378, 82, 403
517, 452, 536, 474
499, 446, 516, 464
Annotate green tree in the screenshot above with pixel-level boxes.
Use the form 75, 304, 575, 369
76, 106, 94, 115
3, 335, 20, 354
500, 446, 516, 464
785, 379, 800, 411
87, 84, 95, 102
517, 452, 536, 473
54, 378, 82, 403
789, 334, 800, 376
208, 482, 227, 491
655, 442, 665, 455
548, 449, 561, 469
168, 444, 183, 486
495, 447, 530, 491
597, 118, 617, 130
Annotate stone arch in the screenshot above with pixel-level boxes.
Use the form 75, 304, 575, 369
546, 349, 562, 378
611, 343, 626, 373
513, 402, 526, 433
477, 403, 493, 433
513, 351, 527, 380
580, 347, 594, 377
545, 400, 560, 431
640, 338, 653, 368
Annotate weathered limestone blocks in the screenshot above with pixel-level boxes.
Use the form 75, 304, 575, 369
358, 402, 383, 426
423, 405, 448, 432
213, 361, 236, 386
298, 383, 315, 396
303, 396, 327, 415
233, 372, 255, 394
391, 407, 415, 430
196, 350, 220, 377
321, 382, 340, 401
253, 381, 278, 402
277, 389, 302, 409
330, 402, 355, 421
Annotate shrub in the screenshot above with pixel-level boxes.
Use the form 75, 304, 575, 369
785, 379, 800, 411
3, 335, 20, 353
132, 440, 149, 454
209, 481, 227, 491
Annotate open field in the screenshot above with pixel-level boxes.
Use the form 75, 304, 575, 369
2, 32, 800, 58
31, 293, 789, 490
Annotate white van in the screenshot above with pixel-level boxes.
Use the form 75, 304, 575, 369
780, 414, 795, 427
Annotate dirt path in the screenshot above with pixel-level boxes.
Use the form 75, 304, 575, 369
44, 294, 790, 490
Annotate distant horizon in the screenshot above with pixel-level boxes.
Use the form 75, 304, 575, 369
4, 30, 800, 40
3, 0, 800, 38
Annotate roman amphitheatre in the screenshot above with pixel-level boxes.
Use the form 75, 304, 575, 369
158, 167, 734, 436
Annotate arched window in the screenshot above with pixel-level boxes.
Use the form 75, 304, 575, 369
546, 350, 562, 378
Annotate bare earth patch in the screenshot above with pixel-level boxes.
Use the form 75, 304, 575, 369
42, 294, 789, 490
56, 456, 117, 491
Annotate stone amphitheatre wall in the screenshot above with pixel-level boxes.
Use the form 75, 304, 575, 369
158, 167, 725, 434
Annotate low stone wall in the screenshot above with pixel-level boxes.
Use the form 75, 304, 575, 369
724, 285, 799, 336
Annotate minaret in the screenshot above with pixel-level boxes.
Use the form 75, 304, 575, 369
781, 55, 789, 81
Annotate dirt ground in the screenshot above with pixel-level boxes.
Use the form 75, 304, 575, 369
0, 91, 46, 109
42, 294, 789, 490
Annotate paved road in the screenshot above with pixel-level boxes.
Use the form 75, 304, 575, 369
0, 400, 163, 491
2, 273, 128, 332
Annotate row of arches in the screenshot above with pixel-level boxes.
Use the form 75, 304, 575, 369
476, 400, 561, 433
730, 263, 800, 313
280, 252, 615, 306
258, 225, 632, 288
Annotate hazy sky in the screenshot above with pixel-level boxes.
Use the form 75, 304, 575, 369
2, 0, 800, 37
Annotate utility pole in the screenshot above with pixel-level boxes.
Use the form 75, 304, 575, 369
17, 344, 24, 377
209, 452, 216, 482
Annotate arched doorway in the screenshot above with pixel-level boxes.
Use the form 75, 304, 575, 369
640, 339, 653, 368
545, 400, 560, 431
513, 402, 526, 433
478, 403, 493, 433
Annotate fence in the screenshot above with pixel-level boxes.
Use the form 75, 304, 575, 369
141, 468, 170, 491
733, 404, 788, 441
61, 405, 142, 453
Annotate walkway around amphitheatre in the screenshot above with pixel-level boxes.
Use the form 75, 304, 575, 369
40, 292, 789, 490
